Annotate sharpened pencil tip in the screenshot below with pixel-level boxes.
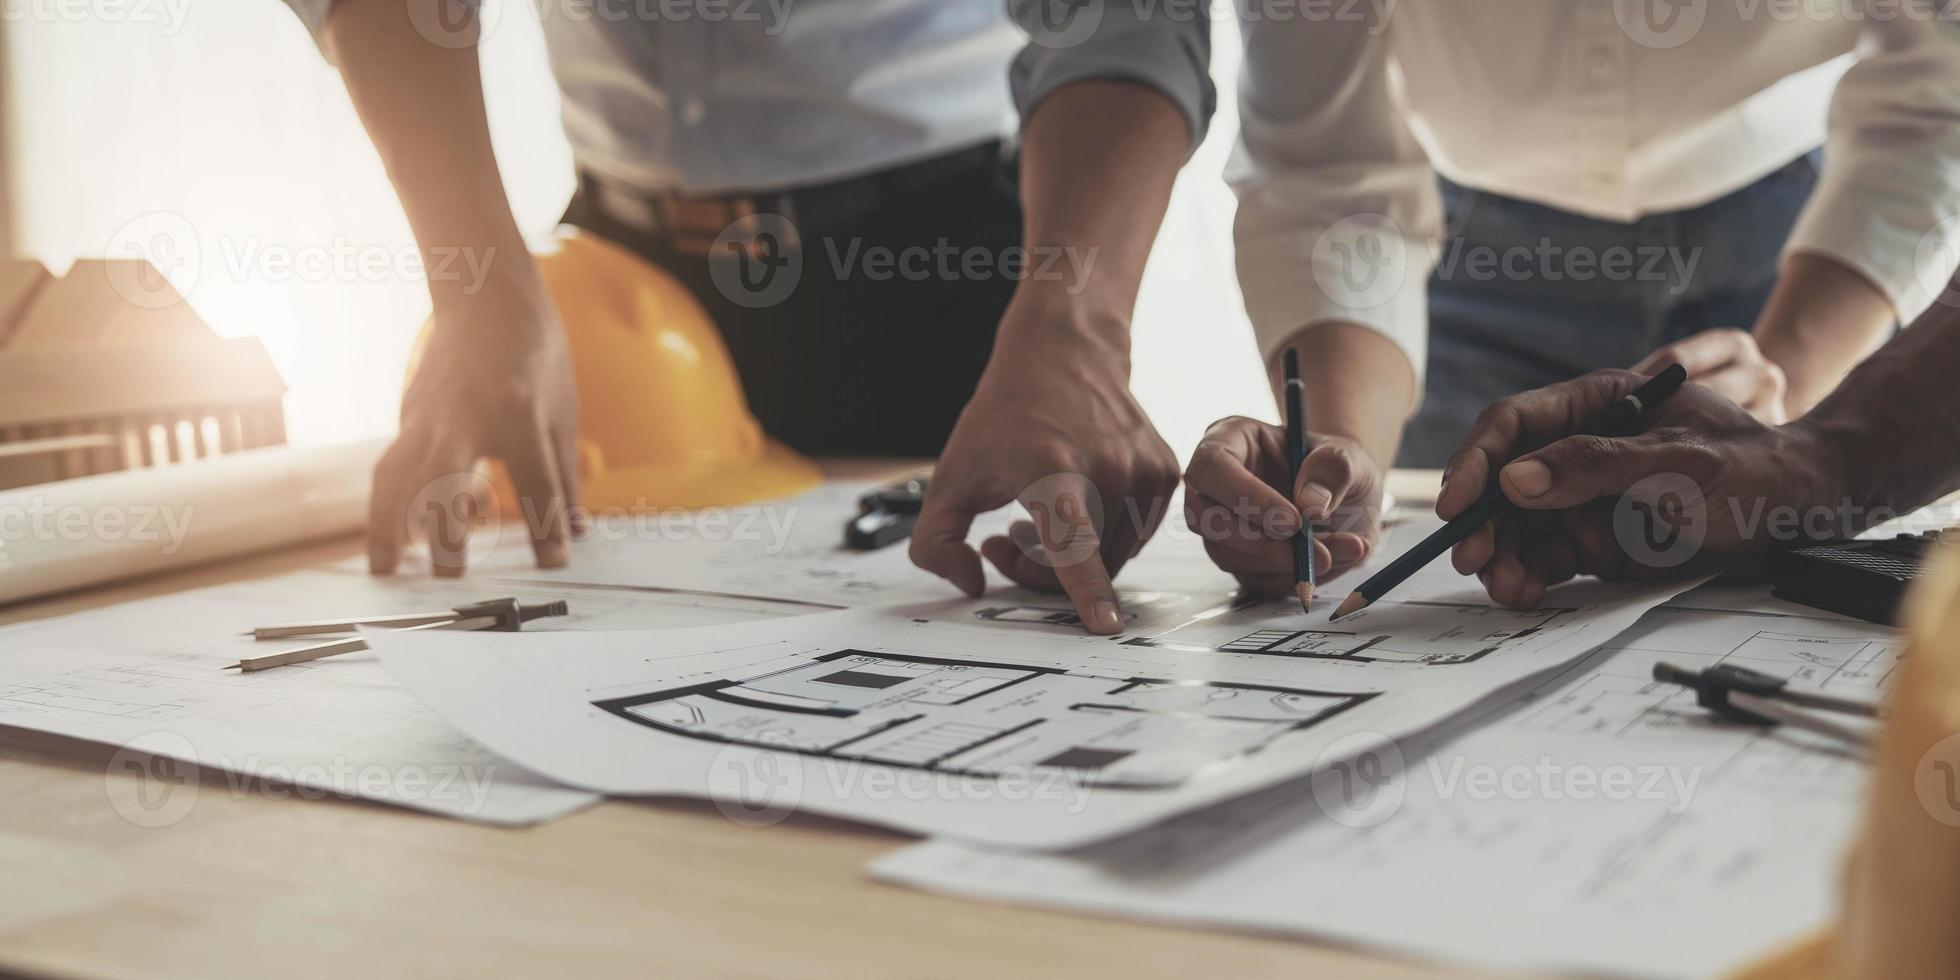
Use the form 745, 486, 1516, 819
1331, 592, 1368, 620
222, 663, 241, 671
1294, 582, 1315, 613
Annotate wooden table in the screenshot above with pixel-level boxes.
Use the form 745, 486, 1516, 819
0, 464, 1463, 979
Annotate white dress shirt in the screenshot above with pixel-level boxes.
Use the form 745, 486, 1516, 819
1014, 0, 1960, 381
282, 0, 1021, 195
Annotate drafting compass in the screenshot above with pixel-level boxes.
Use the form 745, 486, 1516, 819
228, 597, 569, 673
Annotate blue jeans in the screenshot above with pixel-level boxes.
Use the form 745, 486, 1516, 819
1396, 151, 1823, 467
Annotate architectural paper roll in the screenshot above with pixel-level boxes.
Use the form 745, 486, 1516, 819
0, 439, 384, 605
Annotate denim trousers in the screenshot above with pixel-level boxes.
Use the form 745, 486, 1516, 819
1396, 151, 1822, 467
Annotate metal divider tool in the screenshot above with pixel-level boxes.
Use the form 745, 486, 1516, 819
228, 598, 570, 673
1652, 661, 1883, 747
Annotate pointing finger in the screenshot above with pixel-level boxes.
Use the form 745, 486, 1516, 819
1023, 473, 1121, 634
367, 427, 432, 575
910, 475, 994, 598
500, 413, 572, 569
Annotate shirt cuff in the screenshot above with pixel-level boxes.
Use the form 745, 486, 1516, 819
1008, 2, 1216, 155
1783, 163, 1960, 326
278, 0, 485, 62
278, 0, 340, 58
1234, 211, 1435, 388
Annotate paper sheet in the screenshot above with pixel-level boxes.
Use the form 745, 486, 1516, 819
359, 480, 1020, 610
872, 589, 1894, 978
0, 567, 800, 824
0, 479, 1210, 827
364, 518, 1699, 848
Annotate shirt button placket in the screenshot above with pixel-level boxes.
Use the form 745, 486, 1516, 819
1573, 4, 1629, 210
667, 18, 722, 188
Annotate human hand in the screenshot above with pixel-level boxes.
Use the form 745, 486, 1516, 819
1182, 416, 1383, 598
369, 273, 582, 576
1633, 328, 1789, 424
1439, 369, 1848, 608
909, 296, 1179, 635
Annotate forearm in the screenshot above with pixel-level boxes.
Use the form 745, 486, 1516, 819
325, 0, 534, 309
1793, 294, 1960, 520
1752, 252, 1896, 415
1009, 81, 1189, 355
1268, 322, 1416, 467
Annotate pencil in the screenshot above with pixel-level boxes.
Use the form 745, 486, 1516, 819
1284, 349, 1316, 611
1331, 363, 1689, 620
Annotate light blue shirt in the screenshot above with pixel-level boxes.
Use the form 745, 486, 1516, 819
1006, 0, 1214, 154
281, 0, 1024, 195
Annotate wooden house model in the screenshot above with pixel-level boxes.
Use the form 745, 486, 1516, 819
0, 257, 286, 490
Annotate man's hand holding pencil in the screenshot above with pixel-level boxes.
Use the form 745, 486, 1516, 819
1437, 367, 1852, 609
1180, 416, 1384, 602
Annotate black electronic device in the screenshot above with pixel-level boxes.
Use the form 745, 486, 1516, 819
844, 475, 928, 551
1767, 529, 1950, 626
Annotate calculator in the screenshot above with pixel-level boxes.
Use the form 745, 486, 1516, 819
1767, 529, 1949, 626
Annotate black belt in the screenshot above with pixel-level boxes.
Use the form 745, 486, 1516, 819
579, 140, 1006, 256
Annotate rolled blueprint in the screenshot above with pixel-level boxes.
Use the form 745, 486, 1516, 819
0, 439, 384, 606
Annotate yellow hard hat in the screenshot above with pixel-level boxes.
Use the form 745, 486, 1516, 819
411, 227, 822, 515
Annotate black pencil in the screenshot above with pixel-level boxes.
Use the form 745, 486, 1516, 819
1331, 363, 1689, 620
1284, 349, 1315, 612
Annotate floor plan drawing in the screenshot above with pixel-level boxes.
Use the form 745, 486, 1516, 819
964, 590, 1204, 633
1720, 630, 1897, 690
873, 595, 1899, 976
482, 481, 1028, 609
364, 516, 1697, 848
1129, 600, 1577, 666
1520, 613, 1901, 744
594, 650, 1373, 789
974, 602, 1141, 629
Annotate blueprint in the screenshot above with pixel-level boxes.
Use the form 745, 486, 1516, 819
392, 480, 1024, 609
0, 480, 1205, 827
364, 519, 1699, 848
1130, 597, 1580, 665
594, 648, 1367, 791
872, 531, 1240, 644
0, 567, 801, 824
405, 480, 1250, 618
873, 591, 1895, 977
